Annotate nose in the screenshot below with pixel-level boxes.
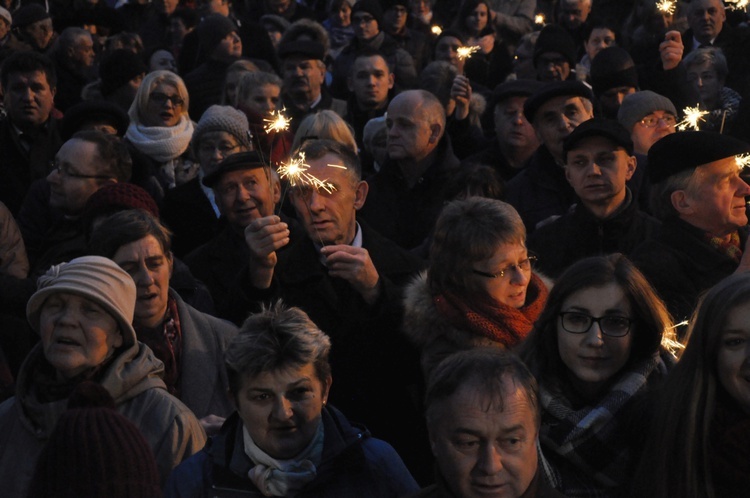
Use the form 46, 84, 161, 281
236, 184, 251, 203
307, 189, 325, 212
272, 396, 293, 420
134, 266, 155, 287
587, 161, 603, 176
509, 266, 530, 285
736, 177, 750, 197
46, 167, 60, 184
476, 443, 503, 476
584, 321, 605, 347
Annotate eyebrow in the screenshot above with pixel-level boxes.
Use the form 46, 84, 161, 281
248, 377, 313, 392
453, 424, 526, 436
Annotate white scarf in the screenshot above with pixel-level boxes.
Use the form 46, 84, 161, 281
243, 422, 324, 497
125, 117, 194, 163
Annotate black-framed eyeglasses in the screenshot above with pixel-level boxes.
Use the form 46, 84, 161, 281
638, 114, 677, 128
149, 92, 185, 107
51, 162, 113, 181
559, 312, 633, 337
472, 256, 536, 280
353, 14, 375, 24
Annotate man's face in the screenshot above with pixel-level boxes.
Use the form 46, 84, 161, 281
494, 96, 538, 152
688, 0, 725, 44
630, 110, 676, 155
435, 36, 463, 69
535, 51, 571, 82
23, 17, 54, 50
677, 156, 750, 236
383, 4, 408, 34
565, 136, 636, 211
598, 86, 636, 119
215, 167, 280, 230
282, 56, 325, 101
558, 0, 591, 30
349, 55, 394, 109
352, 10, 380, 41
429, 378, 539, 498
0, 18, 10, 39
584, 27, 616, 61
386, 94, 440, 163
533, 96, 593, 162
212, 31, 242, 62
70, 33, 95, 68
4, 70, 56, 131
266, 0, 291, 14
289, 152, 367, 246
47, 139, 113, 214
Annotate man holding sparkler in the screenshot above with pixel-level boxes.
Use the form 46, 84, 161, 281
631, 131, 750, 333
238, 138, 429, 481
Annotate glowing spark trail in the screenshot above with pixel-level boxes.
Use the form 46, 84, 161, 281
431, 25, 442, 35
264, 110, 292, 134
277, 153, 336, 194
457, 46, 480, 60
727, 0, 749, 11
534, 13, 546, 24
676, 106, 709, 131
656, 0, 676, 14
736, 153, 750, 170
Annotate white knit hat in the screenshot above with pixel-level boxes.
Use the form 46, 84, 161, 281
193, 105, 252, 151
27, 256, 137, 347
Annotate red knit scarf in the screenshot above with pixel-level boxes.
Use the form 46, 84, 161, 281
433, 273, 549, 347
704, 230, 743, 262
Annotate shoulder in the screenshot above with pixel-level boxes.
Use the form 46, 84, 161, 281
164, 449, 212, 498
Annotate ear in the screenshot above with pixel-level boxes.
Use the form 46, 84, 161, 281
272, 175, 281, 204
670, 189, 695, 216
387, 72, 395, 90
353, 180, 369, 210
428, 123, 442, 144
624, 155, 637, 181
321, 375, 333, 405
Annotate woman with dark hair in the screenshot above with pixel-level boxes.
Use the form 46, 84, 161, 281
89, 209, 237, 435
518, 253, 679, 498
404, 197, 549, 378
165, 302, 419, 497
631, 272, 750, 498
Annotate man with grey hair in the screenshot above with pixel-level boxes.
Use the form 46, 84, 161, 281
415, 348, 564, 498
51, 27, 96, 112
631, 131, 750, 331
360, 89, 459, 250
236, 138, 428, 480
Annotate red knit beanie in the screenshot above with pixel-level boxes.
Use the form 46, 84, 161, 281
27, 382, 163, 498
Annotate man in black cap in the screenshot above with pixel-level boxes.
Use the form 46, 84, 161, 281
329, 0, 417, 99
631, 131, 750, 329
11, 4, 54, 53
462, 79, 543, 181
505, 80, 594, 232
528, 119, 660, 277
98, 49, 148, 113
589, 46, 638, 120
533, 24, 577, 82
381, 0, 429, 71
278, 38, 347, 128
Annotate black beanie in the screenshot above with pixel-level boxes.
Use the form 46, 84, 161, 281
197, 14, 238, 60
99, 49, 148, 97
533, 24, 577, 68
352, 0, 384, 27
590, 46, 639, 96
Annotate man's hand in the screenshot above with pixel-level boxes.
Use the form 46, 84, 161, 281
451, 74, 472, 121
244, 215, 290, 288
320, 245, 381, 305
660, 30, 684, 71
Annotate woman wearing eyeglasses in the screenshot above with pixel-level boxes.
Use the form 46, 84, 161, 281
125, 70, 195, 201
517, 253, 679, 498
403, 196, 549, 378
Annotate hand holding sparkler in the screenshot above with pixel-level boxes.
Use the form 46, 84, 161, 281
320, 245, 381, 305
450, 75, 472, 121
244, 216, 290, 289
659, 30, 683, 71
676, 106, 709, 131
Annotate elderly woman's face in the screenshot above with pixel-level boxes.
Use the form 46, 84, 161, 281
471, 242, 532, 309
717, 301, 750, 414
686, 60, 723, 111
235, 363, 330, 459
557, 283, 633, 396
112, 235, 172, 329
40, 293, 123, 379
143, 82, 184, 127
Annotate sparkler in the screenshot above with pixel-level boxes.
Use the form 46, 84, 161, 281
457, 46, 480, 60
534, 13, 546, 25
263, 109, 292, 134
736, 153, 750, 170
431, 25, 442, 36
676, 106, 709, 131
655, 0, 676, 14
727, 0, 749, 11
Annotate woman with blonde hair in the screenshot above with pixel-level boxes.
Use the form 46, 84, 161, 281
291, 110, 358, 154
125, 70, 195, 199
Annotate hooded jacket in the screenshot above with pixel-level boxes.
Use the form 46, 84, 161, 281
0, 315, 206, 497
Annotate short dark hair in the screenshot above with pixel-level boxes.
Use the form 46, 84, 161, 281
425, 348, 540, 426
89, 209, 173, 260
351, 46, 392, 73
225, 301, 332, 396
298, 138, 362, 182
70, 130, 132, 183
1, 50, 56, 89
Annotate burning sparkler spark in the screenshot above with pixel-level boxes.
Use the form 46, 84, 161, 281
534, 13, 546, 24
457, 46, 480, 60
736, 153, 750, 170
727, 0, 749, 11
264, 110, 292, 134
656, 0, 676, 14
277, 153, 337, 194
676, 106, 709, 131
431, 25, 442, 35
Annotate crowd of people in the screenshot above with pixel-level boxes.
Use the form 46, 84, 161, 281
0, 0, 750, 496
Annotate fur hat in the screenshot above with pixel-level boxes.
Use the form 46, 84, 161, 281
27, 256, 137, 347
193, 105, 252, 151
617, 90, 677, 131
27, 382, 162, 498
